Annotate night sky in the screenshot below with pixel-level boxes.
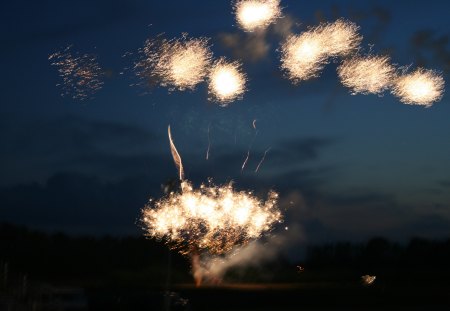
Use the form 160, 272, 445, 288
1, 0, 449, 247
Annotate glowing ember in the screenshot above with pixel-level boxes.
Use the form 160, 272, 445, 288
234, 0, 282, 32
319, 19, 362, 57
208, 58, 247, 105
49, 45, 104, 100
361, 275, 376, 285
141, 181, 281, 256
392, 68, 445, 107
280, 32, 329, 83
337, 55, 396, 95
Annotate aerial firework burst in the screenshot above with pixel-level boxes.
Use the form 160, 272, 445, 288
208, 58, 247, 105
337, 55, 396, 95
391, 68, 445, 107
319, 19, 362, 57
280, 32, 329, 83
280, 19, 362, 83
49, 45, 104, 100
234, 0, 282, 32
134, 35, 212, 91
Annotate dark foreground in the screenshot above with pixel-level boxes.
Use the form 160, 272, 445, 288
1, 224, 449, 310
87, 282, 449, 311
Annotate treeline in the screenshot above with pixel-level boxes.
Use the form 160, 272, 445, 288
1, 223, 449, 285
305, 237, 450, 268
0, 223, 191, 286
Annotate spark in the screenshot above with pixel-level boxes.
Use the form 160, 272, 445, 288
337, 55, 396, 95
141, 181, 281, 256
391, 68, 445, 107
234, 0, 282, 32
208, 58, 247, 105
168, 125, 184, 181
361, 275, 376, 286
296, 265, 304, 273
252, 119, 257, 129
134, 35, 212, 91
49, 45, 104, 100
255, 147, 271, 173
280, 31, 329, 83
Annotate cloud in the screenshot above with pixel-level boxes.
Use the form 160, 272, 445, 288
0, 172, 163, 235
438, 180, 450, 188
0, 116, 163, 185
218, 31, 270, 63
410, 30, 450, 73
217, 15, 299, 62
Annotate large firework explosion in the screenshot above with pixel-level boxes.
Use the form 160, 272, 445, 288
140, 126, 282, 285
141, 180, 281, 256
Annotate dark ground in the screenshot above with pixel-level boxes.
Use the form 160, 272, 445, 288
1, 223, 449, 310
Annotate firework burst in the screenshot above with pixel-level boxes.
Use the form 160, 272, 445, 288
319, 19, 362, 57
234, 0, 282, 32
134, 35, 212, 91
141, 180, 281, 256
280, 32, 329, 83
141, 126, 282, 285
280, 19, 362, 83
208, 58, 247, 105
391, 68, 445, 107
337, 55, 396, 95
49, 45, 104, 100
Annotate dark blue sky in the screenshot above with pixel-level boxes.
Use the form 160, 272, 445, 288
1, 0, 449, 244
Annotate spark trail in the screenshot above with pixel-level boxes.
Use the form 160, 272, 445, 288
168, 125, 184, 181
241, 120, 258, 173
255, 147, 271, 173
206, 123, 211, 160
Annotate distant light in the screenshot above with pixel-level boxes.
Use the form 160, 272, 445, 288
361, 275, 376, 285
